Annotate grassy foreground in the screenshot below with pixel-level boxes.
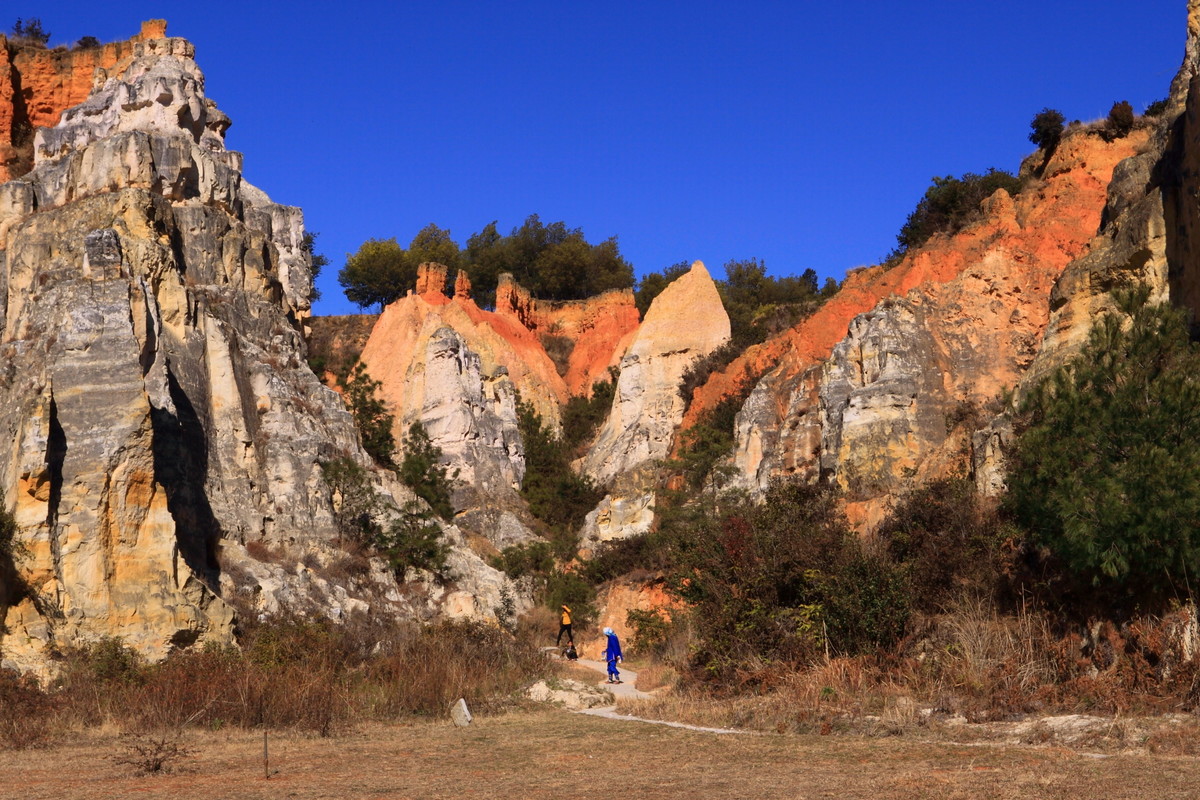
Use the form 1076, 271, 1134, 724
4, 708, 1200, 800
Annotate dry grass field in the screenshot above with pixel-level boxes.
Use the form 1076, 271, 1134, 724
4, 708, 1200, 800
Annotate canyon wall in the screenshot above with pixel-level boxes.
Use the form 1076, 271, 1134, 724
725, 129, 1147, 526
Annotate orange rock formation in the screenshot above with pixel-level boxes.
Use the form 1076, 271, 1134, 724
494, 274, 640, 396
684, 128, 1149, 432
0, 20, 166, 181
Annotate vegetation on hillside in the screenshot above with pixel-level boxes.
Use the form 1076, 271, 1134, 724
9, 17, 49, 45
338, 216, 634, 310
891, 169, 1022, 257
1006, 288, 1200, 607
0, 619, 547, 747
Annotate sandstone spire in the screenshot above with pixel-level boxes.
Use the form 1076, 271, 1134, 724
581, 261, 729, 485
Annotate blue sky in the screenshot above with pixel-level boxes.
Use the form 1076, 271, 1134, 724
26, 1, 1185, 315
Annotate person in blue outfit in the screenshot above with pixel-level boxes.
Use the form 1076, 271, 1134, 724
603, 627, 623, 684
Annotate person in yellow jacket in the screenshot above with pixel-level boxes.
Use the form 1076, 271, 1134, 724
556, 604, 574, 646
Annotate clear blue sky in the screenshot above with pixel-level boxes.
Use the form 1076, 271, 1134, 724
26, 1, 1185, 315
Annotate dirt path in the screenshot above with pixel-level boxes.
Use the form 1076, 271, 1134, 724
572, 658, 652, 700
567, 657, 750, 735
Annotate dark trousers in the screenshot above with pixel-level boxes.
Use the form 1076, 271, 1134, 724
556, 623, 573, 645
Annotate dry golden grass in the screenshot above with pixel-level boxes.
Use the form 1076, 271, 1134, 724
4, 709, 1200, 799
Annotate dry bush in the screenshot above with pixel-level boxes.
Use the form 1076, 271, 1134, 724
110, 731, 195, 775
633, 663, 678, 693
362, 620, 549, 717
0, 615, 549, 747
539, 333, 574, 378
0, 668, 58, 748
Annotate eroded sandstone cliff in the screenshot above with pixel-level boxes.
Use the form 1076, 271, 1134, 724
725, 128, 1146, 527
0, 30, 512, 675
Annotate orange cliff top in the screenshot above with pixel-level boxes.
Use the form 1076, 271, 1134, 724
0, 20, 167, 181
680, 128, 1151, 430
357, 264, 643, 438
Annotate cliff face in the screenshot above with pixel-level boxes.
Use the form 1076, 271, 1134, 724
727, 129, 1146, 526
0, 21, 167, 182
0, 31, 512, 675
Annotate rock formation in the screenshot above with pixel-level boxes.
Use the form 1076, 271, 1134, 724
582, 261, 729, 486
0, 28, 512, 675
494, 275, 640, 396
725, 128, 1145, 526
0, 21, 167, 181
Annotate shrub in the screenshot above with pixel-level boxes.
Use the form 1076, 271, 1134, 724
1029, 107, 1066, 152
491, 540, 555, 579
635, 261, 691, 316
320, 457, 386, 544
1101, 100, 1135, 142
398, 422, 455, 520
560, 372, 616, 453
0, 668, 57, 748
379, 502, 449, 578
1145, 98, 1170, 117
894, 169, 1022, 254
10, 18, 49, 45
626, 608, 673, 654
667, 482, 912, 682
544, 570, 597, 627
341, 362, 395, 468
75, 35, 100, 49
516, 400, 603, 544
874, 477, 1016, 611
0, 505, 18, 563
1006, 287, 1200, 606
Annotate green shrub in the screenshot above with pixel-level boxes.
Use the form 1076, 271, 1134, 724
1006, 287, 1200, 606
398, 422, 455, 520
894, 169, 1022, 254
341, 362, 395, 469
1101, 100, 1135, 142
491, 541, 555, 579
1029, 107, 1066, 152
667, 483, 911, 682
320, 457, 386, 544
379, 503, 450, 578
516, 400, 602, 544
544, 571, 597, 627
75, 35, 100, 49
875, 477, 1016, 611
1145, 98, 1170, 117
635, 261, 691, 316
626, 608, 673, 654
560, 372, 616, 453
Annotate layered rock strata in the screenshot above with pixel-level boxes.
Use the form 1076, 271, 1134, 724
0, 31, 511, 674
977, 0, 1200, 493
